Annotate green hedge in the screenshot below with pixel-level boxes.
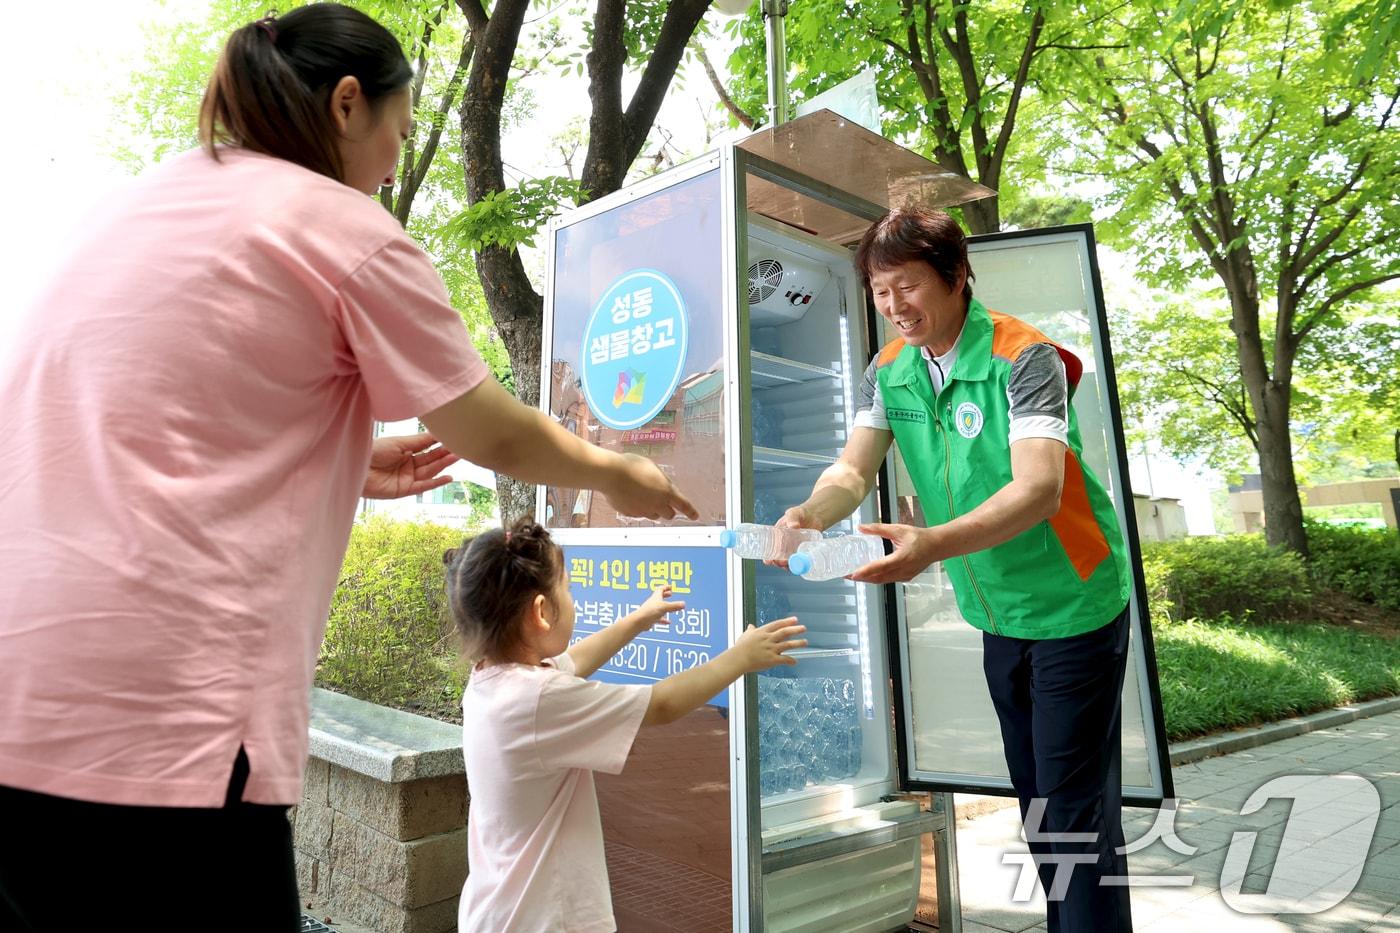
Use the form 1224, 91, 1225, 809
318, 516, 467, 715
1142, 535, 1311, 624
1154, 618, 1400, 741
1305, 520, 1400, 610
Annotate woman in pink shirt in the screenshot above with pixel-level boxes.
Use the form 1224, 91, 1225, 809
0, 5, 694, 931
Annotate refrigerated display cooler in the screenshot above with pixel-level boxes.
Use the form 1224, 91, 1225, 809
537, 110, 1174, 932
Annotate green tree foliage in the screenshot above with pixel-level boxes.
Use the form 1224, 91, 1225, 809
443, 175, 586, 251
1038, 0, 1399, 553
1114, 289, 1400, 486
723, 0, 1110, 232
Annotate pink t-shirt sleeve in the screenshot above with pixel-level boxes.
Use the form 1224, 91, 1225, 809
335, 236, 489, 422
534, 654, 651, 776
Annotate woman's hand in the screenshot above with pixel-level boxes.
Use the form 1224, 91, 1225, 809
362, 433, 459, 500
601, 453, 700, 521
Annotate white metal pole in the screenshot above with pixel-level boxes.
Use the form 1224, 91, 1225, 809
762, 0, 789, 126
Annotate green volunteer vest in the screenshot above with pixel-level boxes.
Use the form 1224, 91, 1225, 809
876, 299, 1130, 639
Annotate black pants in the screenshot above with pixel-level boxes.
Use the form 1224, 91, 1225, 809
983, 605, 1134, 933
0, 747, 299, 933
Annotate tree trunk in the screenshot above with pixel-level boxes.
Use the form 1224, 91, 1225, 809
962, 196, 1000, 235
1254, 381, 1309, 555
457, 0, 543, 523
493, 311, 543, 523
1227, 272, 1309, 555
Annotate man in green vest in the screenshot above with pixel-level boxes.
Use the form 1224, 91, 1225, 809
779, 208, 1134, 932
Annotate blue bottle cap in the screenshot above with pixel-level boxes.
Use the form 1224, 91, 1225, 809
719, 529, 736, 548
788, 553, 812, 576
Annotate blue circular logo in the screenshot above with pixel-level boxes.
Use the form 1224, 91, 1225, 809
580, 269, 689, 431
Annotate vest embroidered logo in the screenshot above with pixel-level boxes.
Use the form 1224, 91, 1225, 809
886, 408, 927, 424
955, 402, 984, 438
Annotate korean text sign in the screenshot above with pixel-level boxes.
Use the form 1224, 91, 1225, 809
579, 269, 689, 430
562, 544, 729, 708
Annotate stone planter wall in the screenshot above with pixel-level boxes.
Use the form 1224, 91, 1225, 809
293, 688, 467, 933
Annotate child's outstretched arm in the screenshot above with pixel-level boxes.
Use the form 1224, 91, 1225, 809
642, 617, 807, 726
567, 587, 686, 678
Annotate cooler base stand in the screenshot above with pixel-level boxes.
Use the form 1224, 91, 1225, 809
759, 794, 964, 932
932, 792, 962, 932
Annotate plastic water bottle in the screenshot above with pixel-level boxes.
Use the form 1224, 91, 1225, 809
720, 523, 822, 561
752, 397, 781, 448
788, 533, 885, 581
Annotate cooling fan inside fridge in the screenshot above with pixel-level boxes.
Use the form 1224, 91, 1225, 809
748, 258, 786, 304
745, 250, 832, 323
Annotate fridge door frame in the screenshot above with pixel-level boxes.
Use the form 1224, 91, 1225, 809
723, 144, 764, 933
743, 215, 904, 833
886, 223, 1176, 808
728, 146, 922, 929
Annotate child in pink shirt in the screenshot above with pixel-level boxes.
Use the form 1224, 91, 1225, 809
444, 519, 807, 932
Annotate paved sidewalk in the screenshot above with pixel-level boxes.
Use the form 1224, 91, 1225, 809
957, 710, 1400, 932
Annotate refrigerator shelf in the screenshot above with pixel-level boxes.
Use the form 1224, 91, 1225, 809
752, 446, 839, 471
750, 351, 841, 388
783, 647, 858, 660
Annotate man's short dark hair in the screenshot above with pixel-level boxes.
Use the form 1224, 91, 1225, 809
854, 208, 975, 301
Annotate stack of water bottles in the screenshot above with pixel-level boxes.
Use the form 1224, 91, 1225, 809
753, 491, 783, 526
751, 396, 782, 448
721, 523, 885, 581
757, 675, 862, 794
754, 582, 793, 624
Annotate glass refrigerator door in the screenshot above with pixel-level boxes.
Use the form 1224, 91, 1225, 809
742, 213, 899, 829
734, 186, 935, 932
889, 225, 1174, 806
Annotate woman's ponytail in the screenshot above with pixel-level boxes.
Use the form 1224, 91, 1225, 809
198, 4, 413, 183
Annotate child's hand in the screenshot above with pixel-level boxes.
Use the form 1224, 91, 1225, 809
635, 586, 686, 629
734, 617, 807, 672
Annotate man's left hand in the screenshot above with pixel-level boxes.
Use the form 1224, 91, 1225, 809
849, 523, 944, 584
363, 432, 460, 500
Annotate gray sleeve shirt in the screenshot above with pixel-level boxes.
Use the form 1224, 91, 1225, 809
853, 342, 1069, 446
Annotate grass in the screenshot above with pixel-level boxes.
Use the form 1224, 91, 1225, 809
1152, 617, 1400, 742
